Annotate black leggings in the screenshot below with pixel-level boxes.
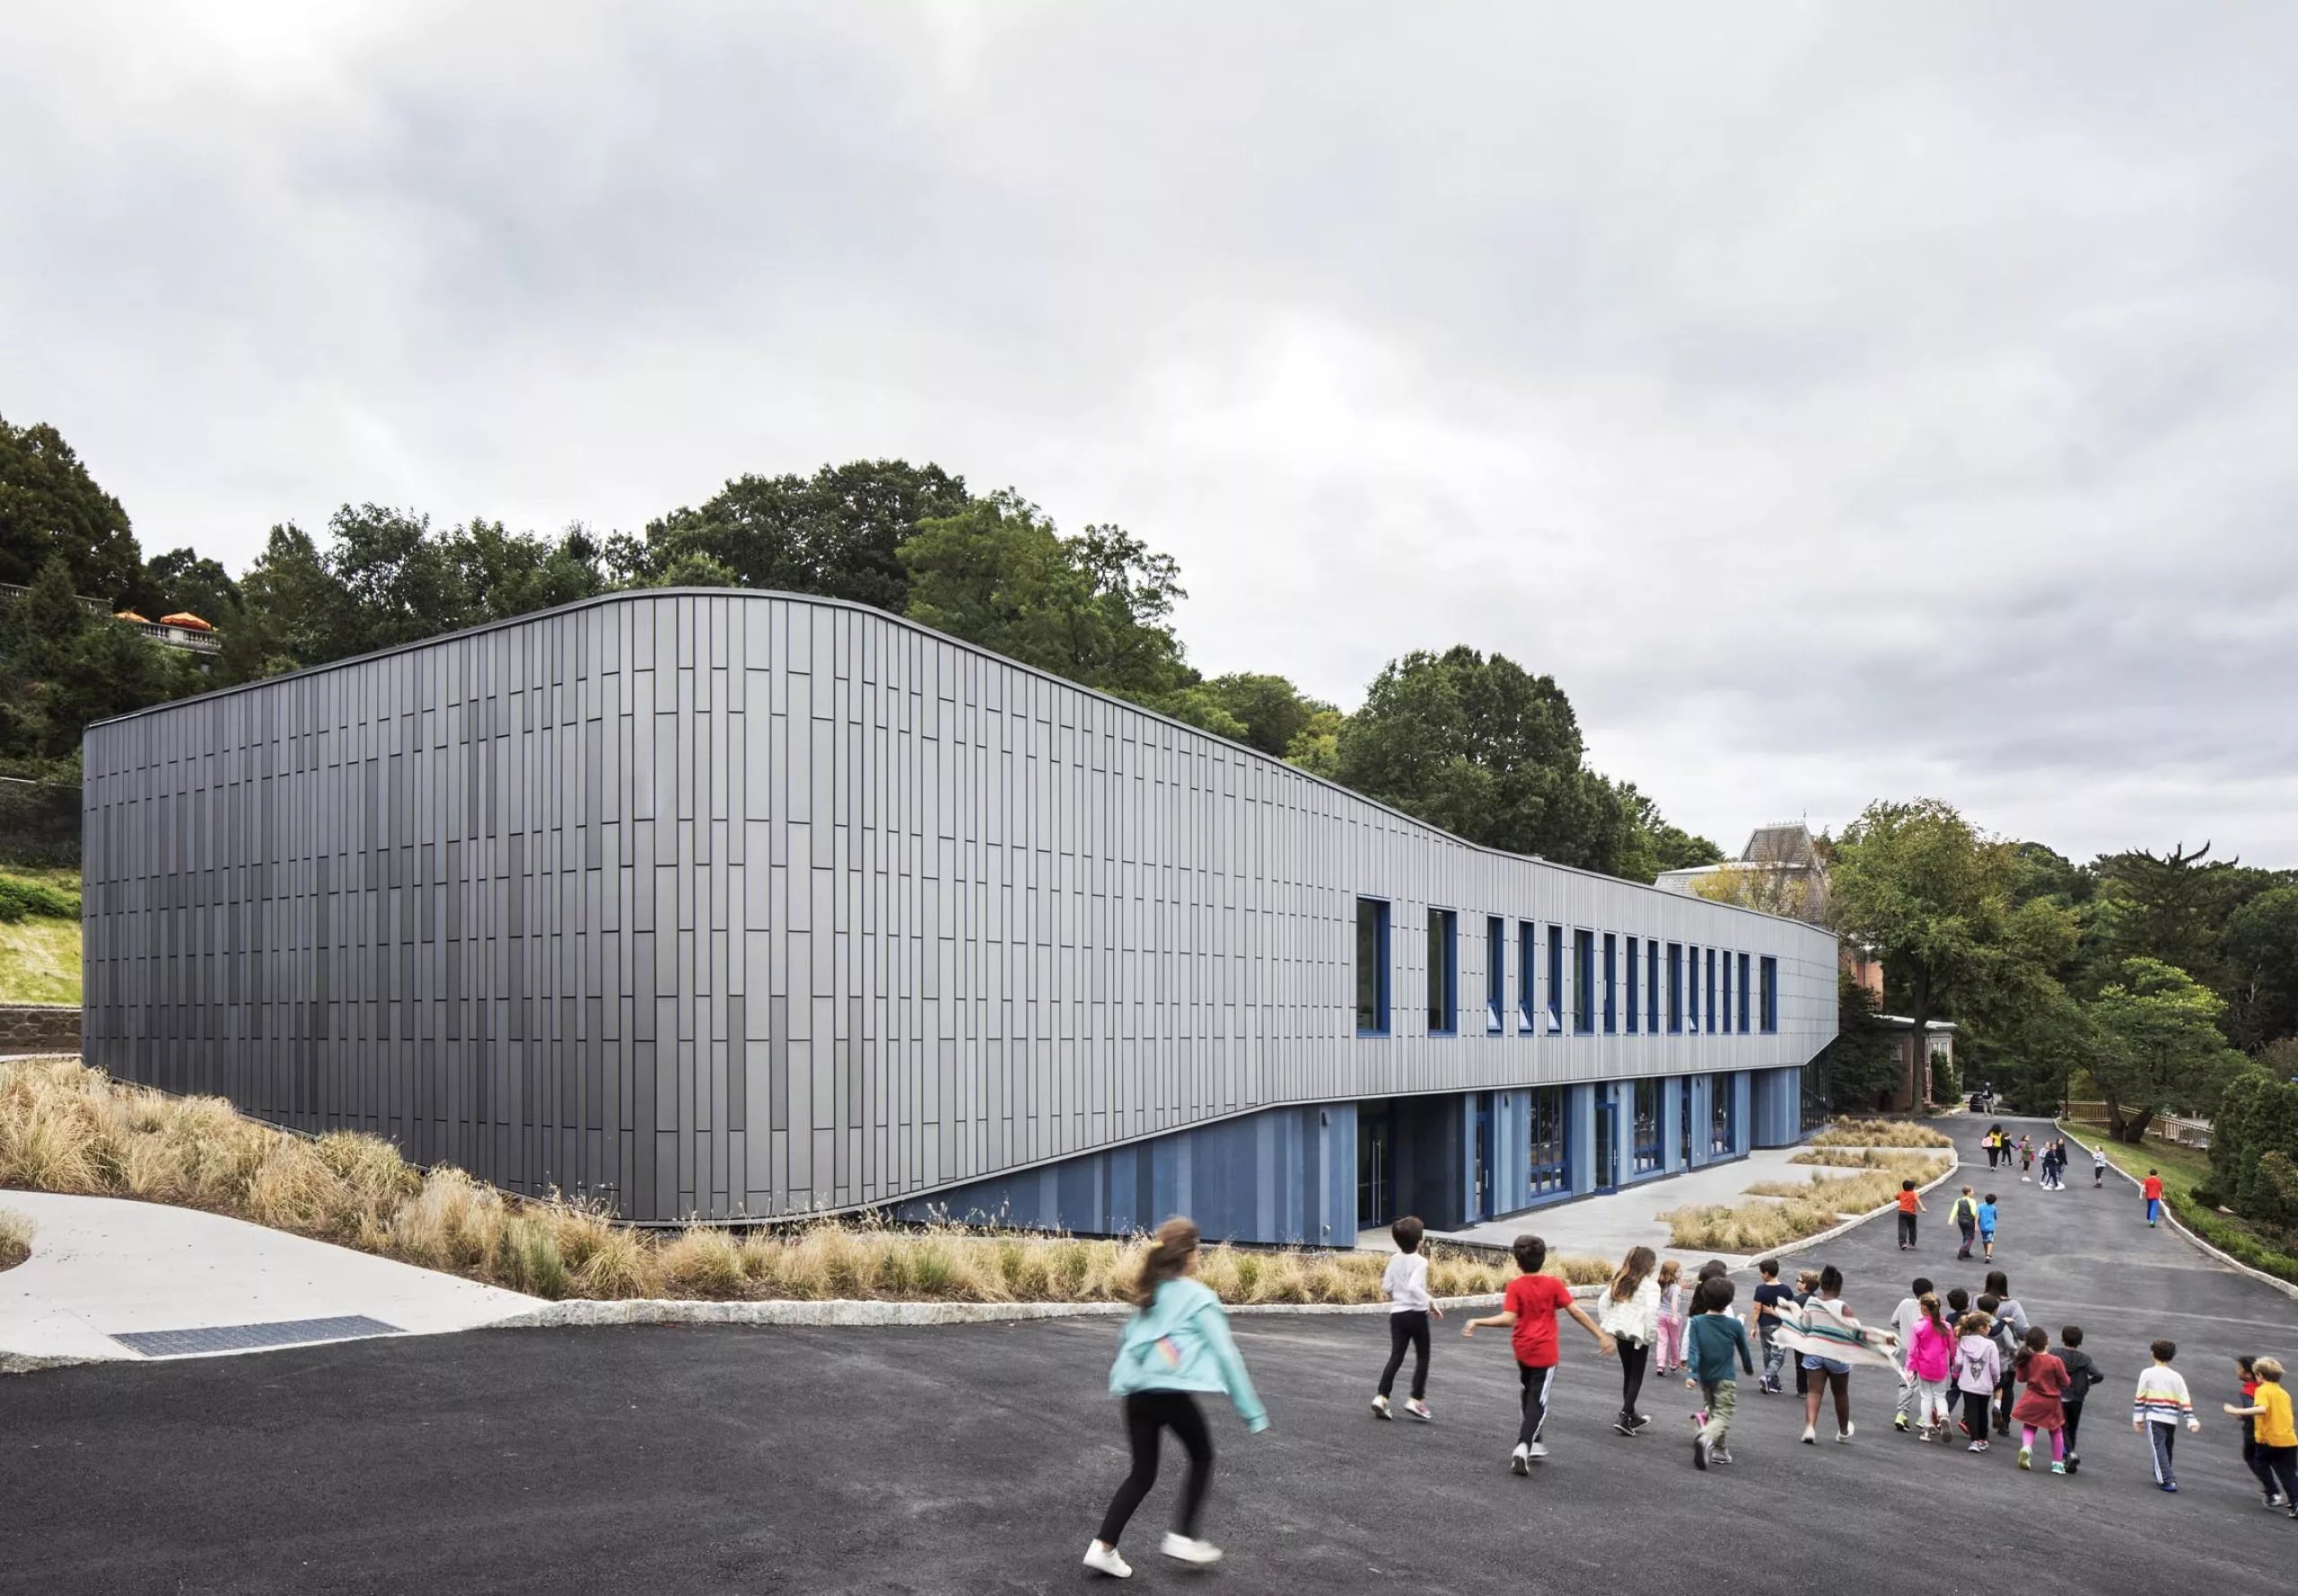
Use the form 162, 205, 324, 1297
1378, 1311, 1430, 1400
1097, 1391, 1214, 1546
1518, 1363, 1556, 1447
2064, 1401, 2084, 1457
1962, 1389, 1993, 1440
1617, 1337, 1650, 1420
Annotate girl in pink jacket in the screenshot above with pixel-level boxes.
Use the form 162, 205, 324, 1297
1907, 1292, 1958, 1442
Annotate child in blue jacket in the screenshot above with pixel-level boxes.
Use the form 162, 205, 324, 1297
1085, 1217, 1268, 1579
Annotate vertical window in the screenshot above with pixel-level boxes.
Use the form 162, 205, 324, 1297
1667, 943, 1683, 1033
1602, 934, 1618, 1033
1706, 948, 1718, 1034
1718, 948, 1731, 1032
1759, 956, 1778, 1032
1518, 920, 1538, 1032
1711, 1075, 1735, 1154
1573, 929, 1595, 1034
1633, 1079, 1662, 1172
1486, 916, 1504, 1033
1427, 909, 1458, 1035
1527, 1086, 1568, 1196
1355, 898, 1390, 1035
1624, 935, 1639, 1034
1739, 953, 1752, 1034
1679, 1078, 1694, 1164
1547, 925, 1565, 1032
1686, 943, 1699, 1032
1647, 941, 1661, 1032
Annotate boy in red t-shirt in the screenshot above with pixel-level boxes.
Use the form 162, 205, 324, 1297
1463, 1234, 1617, 1474
2142, 1171, 2164, 1227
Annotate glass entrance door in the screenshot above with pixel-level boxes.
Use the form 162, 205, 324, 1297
1593, 1096, 1619, 1192
1357, 1103, 1391, 1226
1472, 1093, 1495, 1222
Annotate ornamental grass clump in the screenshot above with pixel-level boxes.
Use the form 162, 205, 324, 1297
0, 1207, 31, 1270
1809, 1118, 1952, 1149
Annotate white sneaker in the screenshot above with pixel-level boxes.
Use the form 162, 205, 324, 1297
1526, 1441, 1549, 1461
1510, 1443, 1531, 1475
1160, 1534, 1223, 1566
1801, 1425, 1818, 1444
1371, 1394, 1392, 1420
1404, 1399, 1432, 1421
1083, 1541, 1133, 1578
1837, 1423, 1855, 1443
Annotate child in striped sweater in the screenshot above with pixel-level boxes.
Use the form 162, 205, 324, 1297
2132, 1338, 2201, 1491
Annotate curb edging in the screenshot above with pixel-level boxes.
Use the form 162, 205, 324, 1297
1728, 1149, 1964, 1269
2054, 1123, 2298, 1304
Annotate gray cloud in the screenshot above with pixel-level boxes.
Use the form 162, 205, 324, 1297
5, 1, 2295, 863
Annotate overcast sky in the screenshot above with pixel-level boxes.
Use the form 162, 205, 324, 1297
7, 3, 2294, 865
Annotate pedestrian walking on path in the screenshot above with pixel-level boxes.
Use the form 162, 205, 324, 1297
1957, 1310, 2002, 1452
1751, 1258, 1793, 1395
1906, 1293, 1958, 1441
1896, 1179, 1925, 1250
2224, 1356, 2298, 1517
1370, 1215, 1438, 1423
2133, 1338, 2201, 1492
1889, 1276, 1934, 1434
1982, 1274, 2031, 1436
1688, 1277, 1754, 1470
2019, 1136, 2035, 1181
1951, 1186, 1980, 1259
2092, 1144, 2108, 1188
1978, 1193, 2000, 1261
1597, 1246, 1660, 1437
1653, 1259, 1687, 1377
2057, 1326, 2103, 1472
1462, 1235, 1616, 1476
2010, 1328, 2070, 1474
2142, 1170, 2165, 1228
1084, 1217, 1267, 1580
1773, 1264, 1894, 1445
1986, 1126, 2004, 1170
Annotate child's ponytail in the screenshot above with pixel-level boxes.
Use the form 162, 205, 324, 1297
2013, 1324, 2048, 1379
1131, 1216, 1201, 1309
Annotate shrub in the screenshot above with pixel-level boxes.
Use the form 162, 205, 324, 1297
0, 1207, 30, 1269
0, 873, 79, 923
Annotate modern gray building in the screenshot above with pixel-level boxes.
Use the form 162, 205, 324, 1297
83, 589, 1838, 1241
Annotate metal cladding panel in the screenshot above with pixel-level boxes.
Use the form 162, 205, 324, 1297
83, 590, 1838, 1223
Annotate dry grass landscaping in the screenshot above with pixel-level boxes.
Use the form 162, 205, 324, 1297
1659, 1145, 1952, 1251
0, 1057, 1609, 1303
1808, 1118, 1952, 1149
0, 1206, 29, 1270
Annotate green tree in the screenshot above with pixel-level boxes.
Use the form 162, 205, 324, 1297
0, 554, 199, 759
140, 548, 242, 628
1201, 672, 1330, 759
326, 504, 477, 656
2087, 956, 2249, 1142
1814, 969, 1902, 1112
899, 494, 1198, 705
640, 460, 969, 611
0, 415, 145, 601
1608, 779, 1724, 886
442, 520, 609, 622
2210, 1065, 2298, 1230
224, 522, 346, 680
2223, 885, 2298, 1049
1333, 645, 1627, 871
2093, 842, 2253, 987
1830, 798, 2015, 1093
1284, 705, 1345, 780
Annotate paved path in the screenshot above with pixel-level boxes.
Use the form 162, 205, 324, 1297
0, 1190, 535, 1366
1, 1114, 2291, 1594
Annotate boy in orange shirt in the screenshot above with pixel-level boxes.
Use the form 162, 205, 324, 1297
1896, 1179, 1925, 1250
1464, 1235, 1616, 1474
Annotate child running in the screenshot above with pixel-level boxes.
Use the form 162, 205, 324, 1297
1688, 1277, 1754, 1469
2224, 1355, 2298, 1517
1906, 1293, 1957, 1442
1977, 1192, 2000, 1261
2010, 1327, 2070, 1473
1896, 1179, 1925, 1250
1956, 1310, 2002, 1451
2142, 1169, 2165, 1228
2133, 1338, 2201, 1492
1463, 1234, 1617, 1475
1751, 1258, 1793, 1395
1370, 1215, 1438, 1423
2092, 1144, 2108, 1188
1085, 1216, 1267, 1579
2057, 1326, 2103, 1472
1653, 1259, 1687, 1377
1597, 1245, 1661, 1436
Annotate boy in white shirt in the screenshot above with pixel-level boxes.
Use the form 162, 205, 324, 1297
1372, 1215, 1440, 1420
2133, 1337, 2202, 1490
1890, 1276, 1934, 1433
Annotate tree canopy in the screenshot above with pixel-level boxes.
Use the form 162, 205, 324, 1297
0, 415, 145, 601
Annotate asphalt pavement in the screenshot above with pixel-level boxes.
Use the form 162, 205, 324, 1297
4, 1114, 2292, 1594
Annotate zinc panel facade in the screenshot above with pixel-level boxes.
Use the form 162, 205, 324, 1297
83, 591, 1837, 1223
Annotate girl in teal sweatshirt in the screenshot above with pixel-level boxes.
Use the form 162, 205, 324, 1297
1085, 1217, 1268, 1580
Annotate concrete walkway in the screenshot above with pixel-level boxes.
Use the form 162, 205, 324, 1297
0, 1190, 536, 1367
1361, 1137, 1957, 1267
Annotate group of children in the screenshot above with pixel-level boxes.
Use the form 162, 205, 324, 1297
1080, 1210, 2294, 1578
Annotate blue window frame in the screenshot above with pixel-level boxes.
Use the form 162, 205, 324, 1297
1624, 935, 1639, 1034
1573, 929, 1596, 1034
1759, 956, 1778, 1032
1739, 953, 1752, 1034
1711, 1074, 1736, 1154
1427, 908, 1458, 1035
1719, 948, 1731, 1032
1667, 943, 1683, 1033
1547, 924, 1565, 1032
1706, 948, 1718, 1034
1686, 943, 1699, 1032
1602, 933, 1618, 1033
1486, 916, 1504, 1033
1355, 897, 1391, 1035
1647, 941, 1661, 1032
1518, 920, 1539, 1032
1527, 1086, 1568, 1197
1633, 1078, 1662, 1172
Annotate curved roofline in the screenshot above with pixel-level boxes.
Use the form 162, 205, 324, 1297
87, 585, 1827, 929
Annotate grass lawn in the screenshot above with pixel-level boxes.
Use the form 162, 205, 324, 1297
0, 916, 80, 1004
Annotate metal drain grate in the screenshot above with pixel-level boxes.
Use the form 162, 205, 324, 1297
110, 1315, 404, 1358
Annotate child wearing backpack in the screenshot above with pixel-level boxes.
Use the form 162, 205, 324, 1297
2057, 1326, 2104, 1472
1951, 1186, 1980, 1260
1085, 1217, 1267, 1579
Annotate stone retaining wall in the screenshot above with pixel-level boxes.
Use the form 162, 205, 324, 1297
0, 1004, 79, 1054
